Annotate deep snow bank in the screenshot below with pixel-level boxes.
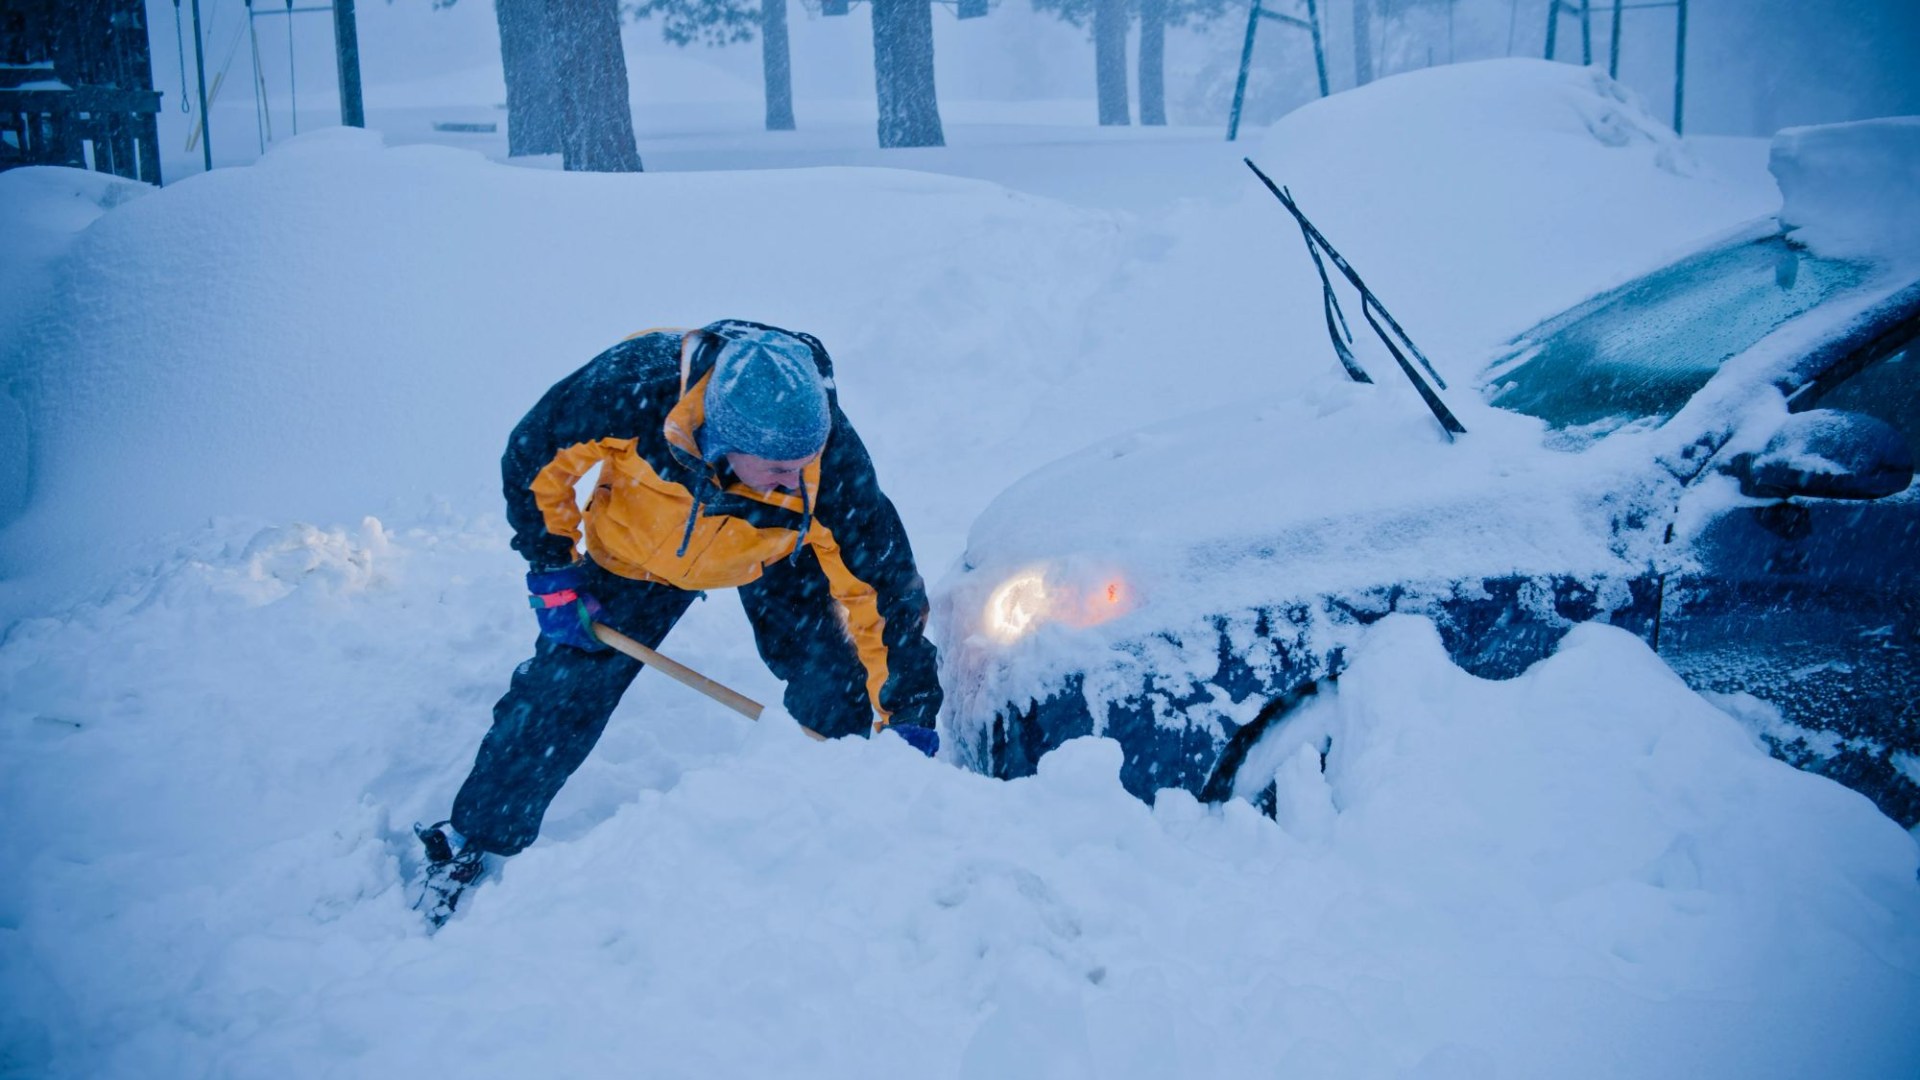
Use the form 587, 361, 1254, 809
0, 168, 152, 526
0, 128, 1123, 594
2, 519, 1915, 1077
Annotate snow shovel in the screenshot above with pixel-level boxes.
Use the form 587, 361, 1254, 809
589, 622, 827, 742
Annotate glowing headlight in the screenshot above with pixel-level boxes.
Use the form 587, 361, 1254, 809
984, 571, 1049, 643
981, 568, 1132, 644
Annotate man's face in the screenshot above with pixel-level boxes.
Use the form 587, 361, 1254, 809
726, 451, 818, 494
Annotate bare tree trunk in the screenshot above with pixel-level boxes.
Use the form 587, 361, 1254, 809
1094, 0, 1129, 125
761, 0, 794, 131
1137, 0, 1165, 126
548, 0, 642, 171
1352, 0, 1374, 87
871, 0, 944, 148
495, 0, 563, 155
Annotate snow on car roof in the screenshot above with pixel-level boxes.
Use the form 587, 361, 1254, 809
1772, 116, 1920, 267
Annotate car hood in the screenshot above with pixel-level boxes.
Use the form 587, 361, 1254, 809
942, 379, 1672, 654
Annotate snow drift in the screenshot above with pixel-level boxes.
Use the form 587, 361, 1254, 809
3, 522, 1915, 1075
0, 129, 1124, 597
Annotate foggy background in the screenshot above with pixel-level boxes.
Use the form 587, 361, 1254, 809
142, 0, 1920, 170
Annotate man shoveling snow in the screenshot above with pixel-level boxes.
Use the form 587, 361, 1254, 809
415, 321, 943, 926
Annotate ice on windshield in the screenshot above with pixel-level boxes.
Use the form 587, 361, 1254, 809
1483, 235, 1869, 435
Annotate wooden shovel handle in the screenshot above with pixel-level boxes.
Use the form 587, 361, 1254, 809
590, 622, 827, 741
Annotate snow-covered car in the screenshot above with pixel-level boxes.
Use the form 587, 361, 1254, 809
937, 119, 1920, 826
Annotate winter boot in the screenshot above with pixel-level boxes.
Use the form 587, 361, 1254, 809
413, 820, 486, 929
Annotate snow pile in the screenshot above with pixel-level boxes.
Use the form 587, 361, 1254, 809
0, 168, 151, 524
1771, 116, 1920, 264
0, 128, 1123, 597
3, 520, 1916, 1076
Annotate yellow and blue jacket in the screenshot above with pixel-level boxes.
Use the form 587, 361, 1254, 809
502, 321, 941, 730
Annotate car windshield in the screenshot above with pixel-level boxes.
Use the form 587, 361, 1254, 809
1483, 235, 1870, 436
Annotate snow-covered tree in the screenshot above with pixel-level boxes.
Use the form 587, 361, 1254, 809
1138, 0, 1228, 124
1032, 0, 1132, 124
1138, 0, 1167, 124
1352, 0, 1465, 84
629, 0, 940, 146
494, 0, 565, 155
626, 0, 797, 130
872, 0, 945, 147
550, 0, 645, 170
1034, 0, 1226, 127
759, 0, 796, 131
1351, 0, 1373, 86
1095, 0, 1130, 124
444, 0, 640, 167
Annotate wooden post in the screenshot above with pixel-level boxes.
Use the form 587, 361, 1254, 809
107, 112, 134, 176
137, 107, 161, 182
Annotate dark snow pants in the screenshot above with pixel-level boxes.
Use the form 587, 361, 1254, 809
450, 553, 876, 855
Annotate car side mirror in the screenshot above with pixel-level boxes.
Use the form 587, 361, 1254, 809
1731, 408, 1915, 500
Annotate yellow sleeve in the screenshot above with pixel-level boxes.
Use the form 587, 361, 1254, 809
527, 440, 623, 560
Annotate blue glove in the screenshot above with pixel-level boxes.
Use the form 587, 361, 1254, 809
889, 723, 939, 757
526, 564, 607, 652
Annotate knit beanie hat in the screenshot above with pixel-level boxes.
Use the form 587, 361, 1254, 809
700, 327, 831, 463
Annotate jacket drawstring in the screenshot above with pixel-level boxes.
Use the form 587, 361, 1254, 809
674, 494, 702, 558
676, 462, 714, 559
790, 478, 813, 565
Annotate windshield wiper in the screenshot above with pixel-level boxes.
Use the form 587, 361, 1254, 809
1244, 158, 1467, 441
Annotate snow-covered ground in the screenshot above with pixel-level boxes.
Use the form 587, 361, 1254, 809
3, 59, 1917, 1078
